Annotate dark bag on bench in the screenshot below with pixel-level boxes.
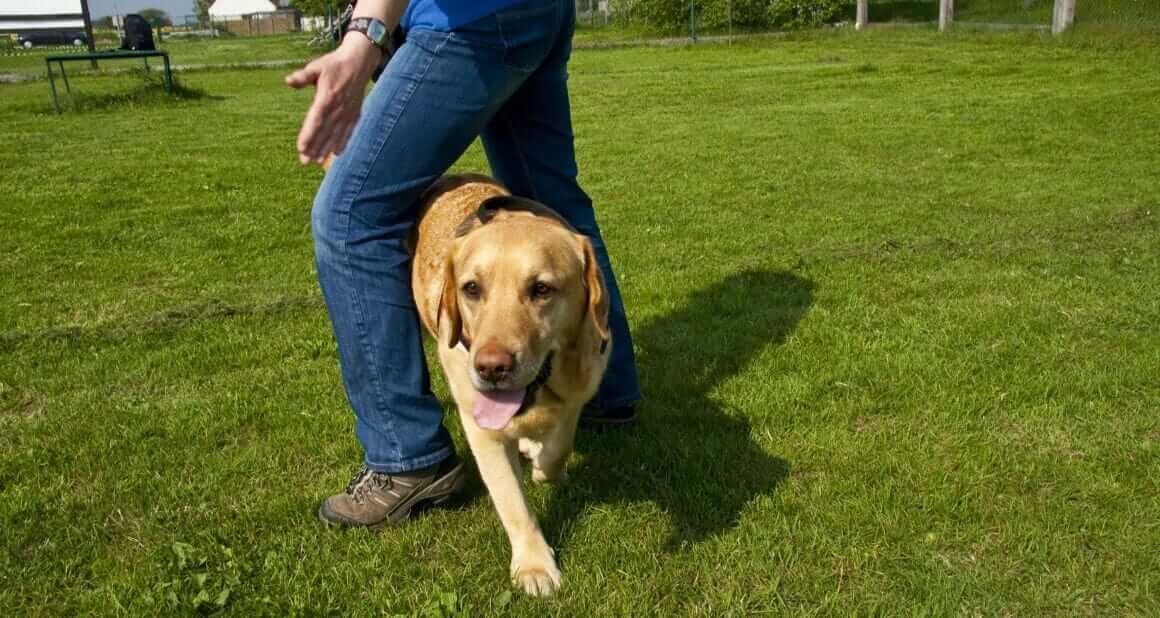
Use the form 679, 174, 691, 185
121, 14, 156, 51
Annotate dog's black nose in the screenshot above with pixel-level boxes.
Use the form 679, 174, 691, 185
474, 344, 515, 383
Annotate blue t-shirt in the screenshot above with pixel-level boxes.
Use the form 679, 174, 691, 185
402, 0, 525, 31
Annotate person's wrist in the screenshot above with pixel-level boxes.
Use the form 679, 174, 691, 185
339, 31, 383, 66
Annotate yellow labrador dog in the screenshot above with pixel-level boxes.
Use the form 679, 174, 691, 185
411, 174, 611, 596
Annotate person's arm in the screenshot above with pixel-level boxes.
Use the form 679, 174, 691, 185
285, 0, 410, 165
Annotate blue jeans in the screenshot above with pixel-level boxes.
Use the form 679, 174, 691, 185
311, 0, 641, 474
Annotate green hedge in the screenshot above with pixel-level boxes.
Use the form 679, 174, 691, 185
609, 0, 848, 32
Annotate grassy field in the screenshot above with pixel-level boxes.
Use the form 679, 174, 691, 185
861, 0, 1160, 26
2, 28, 1159, 616
3, 0, 1156, 78
0, 29, 684, 79
0, 33, 320, 77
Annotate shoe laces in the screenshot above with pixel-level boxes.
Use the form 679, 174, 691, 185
345, 467, 391, 503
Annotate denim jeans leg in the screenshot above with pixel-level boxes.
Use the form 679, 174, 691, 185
311, 28, 531, 473
479, 10, 641, 409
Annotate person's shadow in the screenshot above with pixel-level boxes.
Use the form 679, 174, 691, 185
542, 269, 815, 550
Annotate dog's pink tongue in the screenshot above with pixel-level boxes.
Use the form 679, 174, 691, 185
473, 389, 525, 430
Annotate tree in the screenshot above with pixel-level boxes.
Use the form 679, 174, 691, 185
193, 0, 211, 26
138, 8, 173, 28
291, 0, 345, 18
94, 15, 114, 28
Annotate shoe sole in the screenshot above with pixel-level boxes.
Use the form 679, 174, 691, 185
317, 458, 469, 530
578, 414, 638, 432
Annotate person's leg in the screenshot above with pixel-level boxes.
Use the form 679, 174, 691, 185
311, 26, 531, 479
479, 5, 641, 412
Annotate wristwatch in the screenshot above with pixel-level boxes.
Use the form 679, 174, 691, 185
345, 17, 392, 55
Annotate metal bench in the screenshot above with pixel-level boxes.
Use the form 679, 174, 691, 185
45, 50, 173, 113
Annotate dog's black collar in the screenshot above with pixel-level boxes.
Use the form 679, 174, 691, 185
454, 195, 577, 238
516, 353, 553, 417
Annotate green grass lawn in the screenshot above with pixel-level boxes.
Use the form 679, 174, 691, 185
0, 33, 321, 77
2, 28, 1158, 615
3, 0, 1155, 78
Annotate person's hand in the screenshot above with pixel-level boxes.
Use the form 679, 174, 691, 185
285, 36, 382, 165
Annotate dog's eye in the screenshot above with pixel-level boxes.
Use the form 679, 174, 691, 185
462, 281, 481, 299
531, 282, 554, 299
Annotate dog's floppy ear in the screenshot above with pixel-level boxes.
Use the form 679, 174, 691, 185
437, 256, 462, 349
579, 236, 610, 354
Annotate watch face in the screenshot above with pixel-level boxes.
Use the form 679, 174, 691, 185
367, 20, 387, 44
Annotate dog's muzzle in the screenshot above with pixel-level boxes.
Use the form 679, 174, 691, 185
471, 353, 553, 430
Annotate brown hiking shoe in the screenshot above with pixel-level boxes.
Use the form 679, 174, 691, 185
318, 455, 467, 529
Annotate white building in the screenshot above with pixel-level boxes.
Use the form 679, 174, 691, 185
0, 0, 83, 33
208, 0, 291, 21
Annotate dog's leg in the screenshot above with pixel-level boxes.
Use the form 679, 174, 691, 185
466, 427, 562, 596
520, 436, 568, 482
518, 437, 541, 462
531, 416, 577, 484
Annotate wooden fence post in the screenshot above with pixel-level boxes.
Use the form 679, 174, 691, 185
939, 0, 955, 32
1053, 0, 1076, 34
856, 0, 868, 30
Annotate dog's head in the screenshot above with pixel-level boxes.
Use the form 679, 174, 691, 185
437, 197, 609, 428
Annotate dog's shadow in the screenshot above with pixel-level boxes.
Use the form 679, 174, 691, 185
542, 269, 815, 549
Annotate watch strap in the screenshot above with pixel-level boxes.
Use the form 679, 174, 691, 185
346, 17, 391, 53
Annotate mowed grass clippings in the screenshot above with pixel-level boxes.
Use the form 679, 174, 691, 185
1, 29, 1158, 616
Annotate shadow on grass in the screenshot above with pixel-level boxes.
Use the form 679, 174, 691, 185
544, 269, 814, 549
28, 72, 223, 114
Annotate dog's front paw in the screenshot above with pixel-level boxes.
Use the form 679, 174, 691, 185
510, 551, 562, 596
531, 466, 568, 484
